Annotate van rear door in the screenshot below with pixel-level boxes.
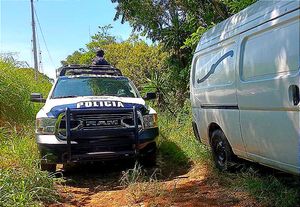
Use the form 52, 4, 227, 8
237, 9, 300, 174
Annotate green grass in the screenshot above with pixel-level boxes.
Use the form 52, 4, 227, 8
0, 60, 298, 206
158, 113, 210, 166
240, 174, 299, 207
157, 105, 300, 207
0, 61, 52, 124
0, 126, 59, 207
0, 60, 58, 206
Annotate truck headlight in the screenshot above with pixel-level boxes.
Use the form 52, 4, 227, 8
36, 118, 57, 135
143, 114, 158, 129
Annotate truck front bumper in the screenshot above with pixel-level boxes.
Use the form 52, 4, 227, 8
36, 127, 158, 164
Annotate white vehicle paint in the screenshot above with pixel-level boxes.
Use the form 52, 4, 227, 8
36, 75, 156, 119
190, 0, 300, 175
37, 95, 151, 118
32, 68, 159, 170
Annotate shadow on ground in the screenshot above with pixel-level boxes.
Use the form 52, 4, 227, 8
56, 140, 191, 191
232, 157, 300, 185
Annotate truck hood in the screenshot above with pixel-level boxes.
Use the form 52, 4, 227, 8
38, 96, 149, 118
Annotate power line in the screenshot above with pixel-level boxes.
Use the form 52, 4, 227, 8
34, 7, 55, 68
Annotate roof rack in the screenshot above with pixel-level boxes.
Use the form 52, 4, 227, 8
56, 65, 123, 77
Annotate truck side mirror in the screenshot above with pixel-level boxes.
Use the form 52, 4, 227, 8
30, 93, 46, 103
143, 92, 156, 100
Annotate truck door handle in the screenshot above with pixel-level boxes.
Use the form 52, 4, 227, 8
289, 85, 300, 106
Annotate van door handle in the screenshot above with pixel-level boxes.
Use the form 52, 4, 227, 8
289, 85, 300, 106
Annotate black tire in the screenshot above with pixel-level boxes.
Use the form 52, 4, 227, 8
62, 163, 76, 172
139, 151, 157, 167
41, 163, 56, 173
211, 129, 234, 171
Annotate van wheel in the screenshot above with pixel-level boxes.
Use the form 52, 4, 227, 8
211, 130, 234, 171
41, 163, 56, 173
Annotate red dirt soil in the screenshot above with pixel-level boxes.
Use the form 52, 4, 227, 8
48, 163, 259, 207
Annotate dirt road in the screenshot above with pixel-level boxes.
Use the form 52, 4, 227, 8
48, 160, 259, 207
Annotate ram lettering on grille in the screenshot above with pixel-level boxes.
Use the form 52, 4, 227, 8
85, 120, 120, 127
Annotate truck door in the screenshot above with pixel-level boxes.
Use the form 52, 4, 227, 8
237, 11, 300, 173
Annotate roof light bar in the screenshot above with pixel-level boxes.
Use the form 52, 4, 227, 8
56, 65, 123, 77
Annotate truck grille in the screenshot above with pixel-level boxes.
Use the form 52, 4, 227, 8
57, 111, 142, 138
77, 113, 134, 128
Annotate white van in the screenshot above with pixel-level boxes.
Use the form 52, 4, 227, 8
190, 0, 300, 175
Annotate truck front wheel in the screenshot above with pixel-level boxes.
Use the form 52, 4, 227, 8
41, 163, 56, 173
140, 151, 157, 167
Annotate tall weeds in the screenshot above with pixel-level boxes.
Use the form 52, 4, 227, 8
0, 61, 57, 206
0, 126, 59, 207
157, 104, 300, 207
0, 61, 52, 124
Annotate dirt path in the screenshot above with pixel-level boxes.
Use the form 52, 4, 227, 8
48, 161, 259, 207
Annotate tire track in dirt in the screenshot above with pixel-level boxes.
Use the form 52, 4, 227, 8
48, 162, 259, 207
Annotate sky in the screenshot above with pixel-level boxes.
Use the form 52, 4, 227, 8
0, 0, 133, 78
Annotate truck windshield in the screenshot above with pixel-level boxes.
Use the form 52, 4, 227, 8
52, 77, 139, 99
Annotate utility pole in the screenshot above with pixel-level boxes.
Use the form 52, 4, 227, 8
30, 0, 38, 80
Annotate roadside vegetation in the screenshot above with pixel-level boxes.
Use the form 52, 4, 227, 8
0, 60, 58, 207
1, 0, 300, 206
63, 0, 257, 111
161, 105, 299, 207
0, 60, 299, 206
0, 61, 52, 125
120, 105, 300, 207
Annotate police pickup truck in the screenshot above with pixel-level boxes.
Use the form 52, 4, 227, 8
31, 65, 158, 172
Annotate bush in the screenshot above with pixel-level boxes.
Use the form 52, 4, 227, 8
157, 103, 210, 167
0, 60, 57, 206
0, 127, 59, 207
0, 61, 52, 124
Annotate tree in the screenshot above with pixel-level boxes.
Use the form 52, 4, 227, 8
63, 0, 257, 111
61, 26, 167, 89
111, 0, 257, 107
111, 0, 225, 104
221, 0, 257, 14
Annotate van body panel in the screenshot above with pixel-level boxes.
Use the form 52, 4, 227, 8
196, 1, 299, 53
190, 0, 300, 175
190, 39, 245, 154
239, 111, 299, 172
191, 108, 207, 144
237, 9, 300, 172
201, 109, 247, 157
